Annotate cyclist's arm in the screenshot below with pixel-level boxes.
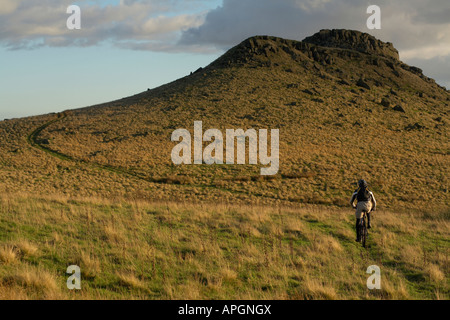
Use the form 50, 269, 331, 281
370, 192, 377, 211
350, 192, 357, 208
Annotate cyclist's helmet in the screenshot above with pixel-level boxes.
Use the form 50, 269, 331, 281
358, 179, 368, 188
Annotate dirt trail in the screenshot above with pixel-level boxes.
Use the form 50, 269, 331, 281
27, 112, 160, 183
25, 113, 254, 198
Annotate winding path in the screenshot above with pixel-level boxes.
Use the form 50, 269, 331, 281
25, 112, 252, 198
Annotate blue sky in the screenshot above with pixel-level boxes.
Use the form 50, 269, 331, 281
0, 0, 449, 120
0, 0, 223, 120
0, 44, 220, 119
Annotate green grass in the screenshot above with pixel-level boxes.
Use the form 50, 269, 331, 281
0, 193, 447, 300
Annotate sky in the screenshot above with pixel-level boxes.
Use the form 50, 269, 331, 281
0, 0, 449, 120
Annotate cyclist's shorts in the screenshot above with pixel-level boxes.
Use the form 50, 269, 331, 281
355, 201, 372, 219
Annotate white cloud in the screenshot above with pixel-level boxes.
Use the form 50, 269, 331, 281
179, 0, 450, 58
0, 0, 449, 87
401, 44, 450, 60
3, 0, 449, 60
0, 0, 21, 15
178, 0, 450, 87
0, 0, 210, 50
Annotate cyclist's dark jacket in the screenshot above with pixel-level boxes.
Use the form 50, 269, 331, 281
350, 188, 377, 209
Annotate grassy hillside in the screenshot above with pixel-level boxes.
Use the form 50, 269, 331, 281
0, 30, 448, 300
0, 33, 448, 210
0, 193, 448, 299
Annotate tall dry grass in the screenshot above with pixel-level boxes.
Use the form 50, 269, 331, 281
0, 192, 447, 300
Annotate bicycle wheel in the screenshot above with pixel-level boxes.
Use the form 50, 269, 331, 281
361, 217, 367, 248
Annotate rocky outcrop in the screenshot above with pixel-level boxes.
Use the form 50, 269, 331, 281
209, 29, 401, 71
303, 29, 399, 60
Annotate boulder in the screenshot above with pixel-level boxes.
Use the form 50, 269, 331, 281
381, 98, 391, 108
357, 78, 371, 90
393, 105, 405, 113
405, 123, 425, 131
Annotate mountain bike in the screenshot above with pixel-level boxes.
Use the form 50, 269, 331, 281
359, 211, 369, 248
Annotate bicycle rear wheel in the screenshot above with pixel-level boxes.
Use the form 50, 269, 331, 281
361, 217, 367, 248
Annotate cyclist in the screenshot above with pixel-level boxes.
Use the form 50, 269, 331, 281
350, 179, 377, 242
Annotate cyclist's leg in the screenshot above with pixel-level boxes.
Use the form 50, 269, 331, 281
355, 203, 364, 242
361, 212, 367, 247
364, 200, 372, 229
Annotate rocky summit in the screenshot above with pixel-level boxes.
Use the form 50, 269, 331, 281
303, 29, 399, 60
